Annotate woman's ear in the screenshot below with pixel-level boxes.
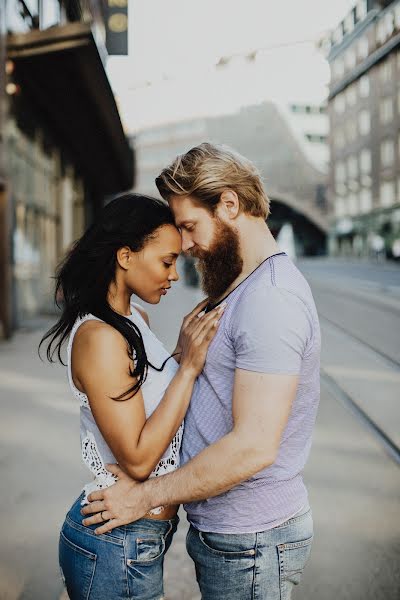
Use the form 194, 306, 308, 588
116, 246, 132, 270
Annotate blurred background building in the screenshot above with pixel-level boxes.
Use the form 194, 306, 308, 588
326, 0, 400, 259
134, 98, 329, 258
0, 0, 134, 339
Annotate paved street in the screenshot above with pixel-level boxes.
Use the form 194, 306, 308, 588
0, 258, 399, 599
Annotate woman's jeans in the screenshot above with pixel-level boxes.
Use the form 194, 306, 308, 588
186, 506, 313, 600
59, 493, 178, 600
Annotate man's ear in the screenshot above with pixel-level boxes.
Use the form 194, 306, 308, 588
219, 190, 239, 219
116, 246, 132, 270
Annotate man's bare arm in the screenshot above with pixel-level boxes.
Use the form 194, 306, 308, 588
82, 369, 298, 534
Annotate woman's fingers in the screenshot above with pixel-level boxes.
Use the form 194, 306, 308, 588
184, 298, 209, 325
191, 303, 226, 337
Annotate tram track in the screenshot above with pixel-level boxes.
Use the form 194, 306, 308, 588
318, 312, 400, 466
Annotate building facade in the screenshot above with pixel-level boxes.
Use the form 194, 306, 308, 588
326, 0, 400, 258
0, 0, 134, 338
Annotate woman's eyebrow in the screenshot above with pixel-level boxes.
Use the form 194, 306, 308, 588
164, 252, 179, 258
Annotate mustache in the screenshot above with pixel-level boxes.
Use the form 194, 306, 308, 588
186, 247, 207, 259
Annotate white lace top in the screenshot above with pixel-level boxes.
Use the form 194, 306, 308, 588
67, 298, 183, 508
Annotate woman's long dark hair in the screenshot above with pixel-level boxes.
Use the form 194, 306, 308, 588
39, 193, 175, 400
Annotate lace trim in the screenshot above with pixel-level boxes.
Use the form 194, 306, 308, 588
81, 431, 117, 504
150, 423, 183, 477
144, 424, 183, 515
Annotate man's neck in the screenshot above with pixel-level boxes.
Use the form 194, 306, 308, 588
212, 220, 280, 304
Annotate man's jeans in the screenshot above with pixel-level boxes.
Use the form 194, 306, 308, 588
186, 507, 313, 600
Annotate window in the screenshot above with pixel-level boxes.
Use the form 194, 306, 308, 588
344, 12, 355, 34
346, 120, 357, 143
359, 110, 371, 135
357, 37, 369, 60
361, 174, 372, 188
39, 0, 60, 29
345, 49, 356, 70
359, 75, 370, 98
357, 0, 367, 21
332, 57, 344, 79
381, 139, 395, 167
335, 162, 346, 183
335, 94, 346, 114
395, 5, 400, 30
376, 14, 394, 46
380, 181, 395, 207
347, 155, 358, 179
336, 183, 347, 196
360, 189, 372, 213
345, 85, 357, 107
360, 148, 371, 173
333, 25, 344, 45
380, 98, 393, 124
334, 129, 346, 149
335, 198, 346, 217
348, 194, 358, 216
380, 60, 392, 83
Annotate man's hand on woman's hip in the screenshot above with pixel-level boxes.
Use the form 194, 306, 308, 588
81, 464, 152, 534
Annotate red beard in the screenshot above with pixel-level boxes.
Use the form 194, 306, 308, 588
189, 218, 243, 302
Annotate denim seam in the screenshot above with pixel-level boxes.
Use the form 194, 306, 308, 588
198, 531, 256, 557
60, 530, 96, 560
86, 557, 97, 600
123, 528, 130, 600
252, 532, 259, 600
65, 515, 124, 546
278, 543, 285, 599
279, 535, 313, 551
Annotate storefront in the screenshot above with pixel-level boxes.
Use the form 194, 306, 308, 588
1, 14, 134, 336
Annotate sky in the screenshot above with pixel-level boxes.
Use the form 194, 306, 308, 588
107, 0, 356, 133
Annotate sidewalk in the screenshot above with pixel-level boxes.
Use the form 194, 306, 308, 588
1, 270, 399, 599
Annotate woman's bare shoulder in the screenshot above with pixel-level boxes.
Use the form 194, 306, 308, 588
73, 319, 127, 355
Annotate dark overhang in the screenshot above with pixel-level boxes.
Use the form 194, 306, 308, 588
7, 22, 134, 195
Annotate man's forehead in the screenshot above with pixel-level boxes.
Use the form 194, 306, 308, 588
168, 195, 208, 225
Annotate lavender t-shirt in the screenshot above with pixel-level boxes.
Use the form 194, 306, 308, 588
181, 253, 321, 533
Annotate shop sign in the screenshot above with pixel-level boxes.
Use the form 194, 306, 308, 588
105, 0, 128, 55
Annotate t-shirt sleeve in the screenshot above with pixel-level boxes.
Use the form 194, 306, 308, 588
231, 286, 312, 374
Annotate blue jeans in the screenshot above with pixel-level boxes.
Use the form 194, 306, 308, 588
186, 507, 313, 600
59, 493, 178, 600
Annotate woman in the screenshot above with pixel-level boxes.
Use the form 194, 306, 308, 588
40, 193, 224, 600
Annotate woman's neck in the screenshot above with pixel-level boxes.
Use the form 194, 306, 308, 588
107, 283, 132, 317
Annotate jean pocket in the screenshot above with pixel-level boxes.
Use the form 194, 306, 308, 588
128, 535, 166, 564
278, 535, 313, 598
198, 531, 256, 559
59, 530, 97, 600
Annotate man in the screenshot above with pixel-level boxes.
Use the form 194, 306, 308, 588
82, 143, 321, 599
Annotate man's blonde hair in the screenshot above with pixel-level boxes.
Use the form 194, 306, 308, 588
155, 142, 270, 219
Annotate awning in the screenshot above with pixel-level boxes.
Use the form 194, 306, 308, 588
7, 22, 134, 195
